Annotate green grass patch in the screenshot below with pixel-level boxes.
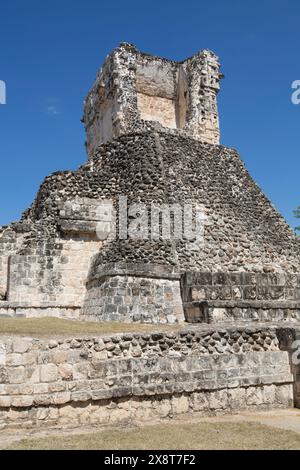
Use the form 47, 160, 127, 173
0, 317, 181, 337
7, 421, 300, 450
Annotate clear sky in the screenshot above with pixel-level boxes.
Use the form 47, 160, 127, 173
0, 0, 299, 229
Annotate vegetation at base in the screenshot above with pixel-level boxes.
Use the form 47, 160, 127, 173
7, 421, 300, 450
0, 317, 181, 337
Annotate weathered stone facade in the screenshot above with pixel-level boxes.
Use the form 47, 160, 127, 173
0, 326, 296, 430
1, 43, 300, 431
83, 43, 222, 157
83, 273, 184, 324
182, 271, 300, 324
0, 42, 300, 325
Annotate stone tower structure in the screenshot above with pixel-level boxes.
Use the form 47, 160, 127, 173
83, 43, 222, 157
0, 43, 300, 324
1, 44, 300, 430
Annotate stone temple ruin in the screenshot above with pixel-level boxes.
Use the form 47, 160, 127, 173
1, 43, 300, 430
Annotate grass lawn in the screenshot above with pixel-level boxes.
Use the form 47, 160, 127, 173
0, 317, 181, 337
6, 420, 300, 450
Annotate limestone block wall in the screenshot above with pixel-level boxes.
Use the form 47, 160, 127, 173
0, 302, 81, 319
0, 195, 105, 314
0, 226, 28, 300
0, 238, 101, 318
57, 235, 103, 306
185, 272, 300, 302
8, 253, 58, 304
277, 327, 300, 407
83, 276, 184, 324
4, 237, 102, 309
136, 58, 177, 128
82, 263, 184, 323
182, 271, 300, 323
0, 326, 294, 430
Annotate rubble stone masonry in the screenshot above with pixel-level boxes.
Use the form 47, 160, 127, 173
1, 43, 300, 429
0, 326, 296, 430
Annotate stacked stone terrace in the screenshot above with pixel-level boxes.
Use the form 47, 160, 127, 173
0, 42, 300, 324
0, 326, 296, 429
1, 43, 300, 431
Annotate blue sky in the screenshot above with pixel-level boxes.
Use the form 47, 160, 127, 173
0, 0, 299, 228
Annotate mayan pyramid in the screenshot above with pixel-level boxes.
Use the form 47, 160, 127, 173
1, 42, 300, 324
